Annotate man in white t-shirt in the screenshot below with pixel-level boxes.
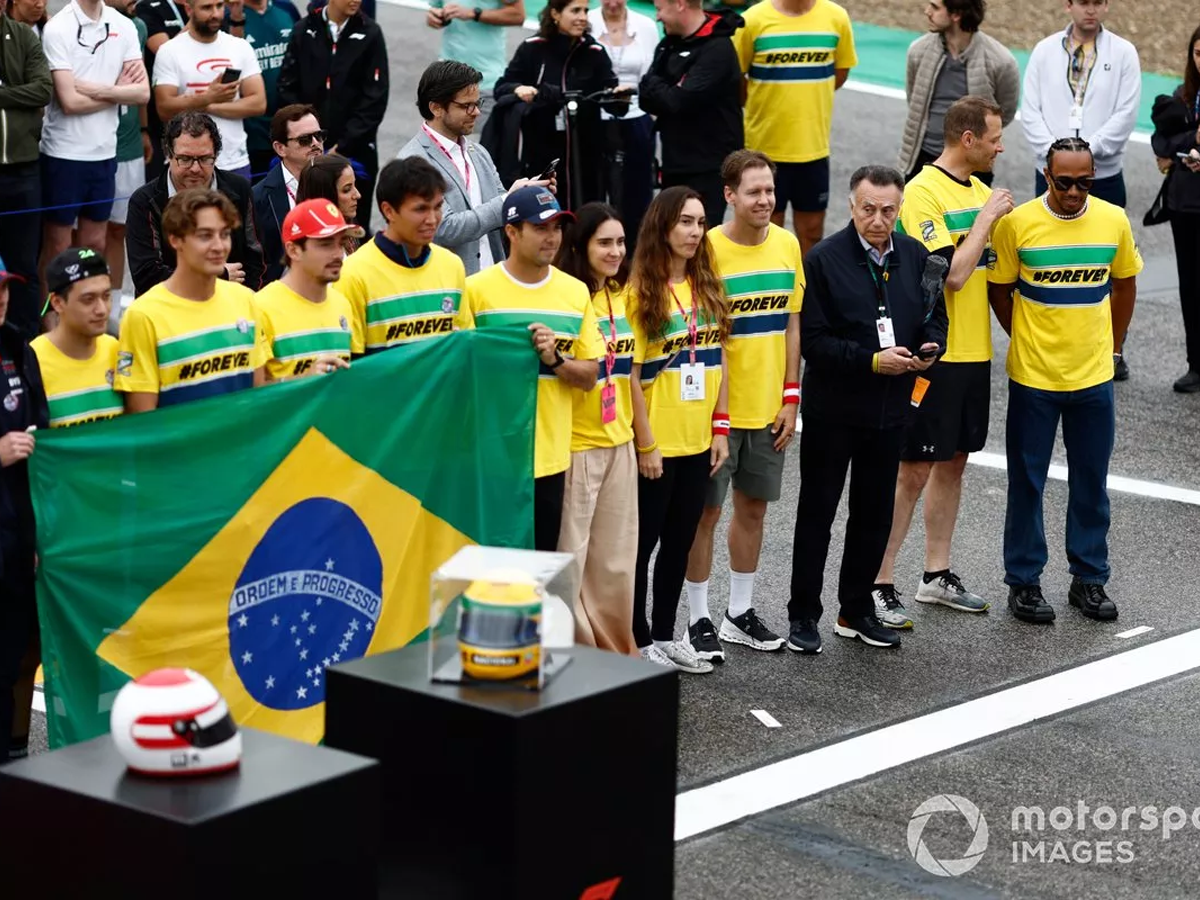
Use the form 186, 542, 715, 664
39, 0, 148, 290
152, 0, 265, 177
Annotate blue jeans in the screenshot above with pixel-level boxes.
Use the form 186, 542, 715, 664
1035, 170, 1127, 208
1004, 380, 1114, 587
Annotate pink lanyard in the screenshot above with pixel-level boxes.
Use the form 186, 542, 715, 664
423, 124, 470, 193
669, 285, 697, 365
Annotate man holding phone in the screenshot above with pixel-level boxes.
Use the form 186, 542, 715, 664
152, 0, 265, 178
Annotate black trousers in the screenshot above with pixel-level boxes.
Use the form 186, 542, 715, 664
633, 451, 710, 647
0, 554, 37, 762
1170, 212, 1200, 373
534, 471, 566, 553
661, 169, 726, 229
788, 416, 905, 623
0, 161, 43, 340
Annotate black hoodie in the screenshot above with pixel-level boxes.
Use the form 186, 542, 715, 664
639, 10, 744, 177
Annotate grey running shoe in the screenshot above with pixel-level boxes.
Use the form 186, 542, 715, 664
915, 571, 990, 612
872, 584, 914, 629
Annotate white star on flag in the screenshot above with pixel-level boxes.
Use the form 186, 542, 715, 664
332, 652, 341, 663
308, 624, 317, 635
297, 686, 307, 699
325, 558, 335, 571
322, 657, 331, 668
339, 641, 349, 652
301, 610, 310, 622
291, 625, 297, 635
238, 613, 249, 628
265, 676, 275, 689
299, 647, 309, 660
350, 619, 360, 632
241, 651, 253, 664
271, 615, 280, 626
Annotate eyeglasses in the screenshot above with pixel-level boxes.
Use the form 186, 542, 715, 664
173, 154, 217, 169
449, 100, 486, 114
286, 130, 327, 148
75, 19, 111, 54
1049, 175, 1094, 192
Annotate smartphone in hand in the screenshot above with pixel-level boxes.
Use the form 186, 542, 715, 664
220, 68, 242, 84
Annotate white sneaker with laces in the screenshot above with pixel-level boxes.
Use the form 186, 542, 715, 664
660, 640, 714, 674
640, 645, 677, 669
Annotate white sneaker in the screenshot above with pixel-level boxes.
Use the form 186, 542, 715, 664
640, 644, 677, 669
660, 640, 714, 674
914, 571, 990, 612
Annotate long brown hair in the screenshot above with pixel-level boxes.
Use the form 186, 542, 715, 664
555, 202, 627, 295
1185, 25, 1200, 112
630, 187, 729, 342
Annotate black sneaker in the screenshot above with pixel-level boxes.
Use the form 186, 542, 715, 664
719, 608, 785, 651
688, 617, 725, 663
1068, 579, 1118, 621
1173, 371, 1200, 393
1113, 353, 1129, 381
1008, 585, 1055, 623
786, 619, 822, 654
834, 614, 901, 648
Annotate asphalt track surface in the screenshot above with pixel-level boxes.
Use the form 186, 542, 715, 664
27, 7, 1200, 897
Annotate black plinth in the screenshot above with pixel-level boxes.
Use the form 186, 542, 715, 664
0, 726, 380, 898
325, 644, 679, 900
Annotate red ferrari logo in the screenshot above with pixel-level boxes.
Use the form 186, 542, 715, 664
579, 877, 621, 900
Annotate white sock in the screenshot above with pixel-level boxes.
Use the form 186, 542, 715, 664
686, 579, 711, 625
727, 569, 757, 619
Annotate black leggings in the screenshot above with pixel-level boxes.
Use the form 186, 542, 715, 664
534, 472, 566, 553
633, 451, 711, 647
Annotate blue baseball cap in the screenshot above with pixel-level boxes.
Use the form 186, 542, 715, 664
504, 185, 575, 226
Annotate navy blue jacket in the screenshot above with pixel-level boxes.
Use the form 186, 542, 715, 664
0, 323, 48, 574
801, 222, 948, 429
253, 163, 290, 285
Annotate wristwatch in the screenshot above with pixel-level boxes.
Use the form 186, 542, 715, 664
472, 6, 482, 20
548, 350, 566, 369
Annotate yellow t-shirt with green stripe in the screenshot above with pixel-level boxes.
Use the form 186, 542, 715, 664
987, 196, 1143, 392
629, 281, 724, 458
734, 0, 857, 163
897, 165, 994, 363
571, 285, 637, 452
338, 238, 466, 353
30, 334, 122, 427
254, 281, 363, 380
709, 224, 804, 430
457, 264, 605, 477
115, 281, 269, 407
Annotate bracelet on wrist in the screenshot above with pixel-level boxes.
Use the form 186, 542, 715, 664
782, 381, 800, 405
711, 413, 731, 436
636, 441, 657, 454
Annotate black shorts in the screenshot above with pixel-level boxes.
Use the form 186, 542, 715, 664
903, 361, 991, 462
774, 158, 830, 213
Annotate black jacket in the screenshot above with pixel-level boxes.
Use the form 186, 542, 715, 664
126, 169, 267, 297
253, 163, 290, 285
1151, 87, 1200, 216
639, 10, 743, 177
0, 323, 48, 573
801, 223, 948, 429
276, 10, 389, 158
494, 32, 619, 208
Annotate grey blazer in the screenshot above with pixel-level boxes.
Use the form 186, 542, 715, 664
397, 129, 507, 276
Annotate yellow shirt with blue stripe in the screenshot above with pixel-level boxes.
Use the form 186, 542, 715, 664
630, 281, 723, 458
457, 263, 605, 478
115, 280, 269, 407
254, 281, 363, 380
734, 0, 857, 163
897, 165, 994, 363
30, 334, 122, 427
338, 236, 466, 353
709, 224, 803, 430
988, 196, 1143, 392
572, 285, 638, 452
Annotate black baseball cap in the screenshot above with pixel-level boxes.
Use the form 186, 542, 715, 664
42, 248, 111, 315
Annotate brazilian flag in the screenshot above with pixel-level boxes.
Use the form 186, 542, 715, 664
30, 329, 536, 748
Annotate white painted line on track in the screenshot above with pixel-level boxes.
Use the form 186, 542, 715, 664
675, 626, 1200, 841
1116, 625, 1155, 639
32, 685, 45, 715
751, 709, 782, 728
379, 0, 1153, 144
969, 450, 1200, 507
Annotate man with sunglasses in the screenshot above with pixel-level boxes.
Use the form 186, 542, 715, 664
38, 0, 147, 301
254, 103, 326, 284
987, 136, 1142, 626
126, 111, 266, 296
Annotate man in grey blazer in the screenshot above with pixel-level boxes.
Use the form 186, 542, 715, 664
398, 60, 550, 275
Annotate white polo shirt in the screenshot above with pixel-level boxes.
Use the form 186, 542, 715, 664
40, 0, 143, 161
152, 30, 261, 172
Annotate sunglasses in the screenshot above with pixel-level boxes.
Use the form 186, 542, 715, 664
287, 130, 327, 148
1050, 175, 1094, 192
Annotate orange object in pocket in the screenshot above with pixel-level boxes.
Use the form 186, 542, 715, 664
911, 376, 931, 408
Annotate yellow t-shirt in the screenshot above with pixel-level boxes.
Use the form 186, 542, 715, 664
457, 264, 605, 477
897, 166, 994, 363
571, 285, 638, 452
115, 280, 269, 407
30, 334, 122, 427
709, 224, 804, 430
987, 196, 1143, 392
338, 237, 466, 353
629, 281, 724, 458
735, 0, 857, 163
254, 281, 363, 380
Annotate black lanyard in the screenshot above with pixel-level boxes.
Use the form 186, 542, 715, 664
866, 258, 890, 318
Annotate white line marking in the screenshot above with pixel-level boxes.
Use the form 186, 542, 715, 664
751, 709, 782, 728
969, 451, 1200, 507
1116, 625, 1155, 639
676, 626, 1200, 841
32, 686, 45, 715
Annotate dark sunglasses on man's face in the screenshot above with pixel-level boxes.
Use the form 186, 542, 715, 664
1050, 175, 1094, 192
287, 130, 326, 148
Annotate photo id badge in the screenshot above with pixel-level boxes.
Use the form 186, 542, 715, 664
876, 317, 896, 349
600, 381, 617, 424
1068, 105, 1083, 131
680, 362, 705, 401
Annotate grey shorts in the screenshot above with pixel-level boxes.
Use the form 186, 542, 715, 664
706, 425, 787, 506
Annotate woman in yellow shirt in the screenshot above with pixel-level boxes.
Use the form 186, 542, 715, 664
553, 203, 639, 656
628, 187, 730, 673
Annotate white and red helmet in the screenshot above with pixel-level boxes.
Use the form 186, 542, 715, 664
110, 668, 242, 776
